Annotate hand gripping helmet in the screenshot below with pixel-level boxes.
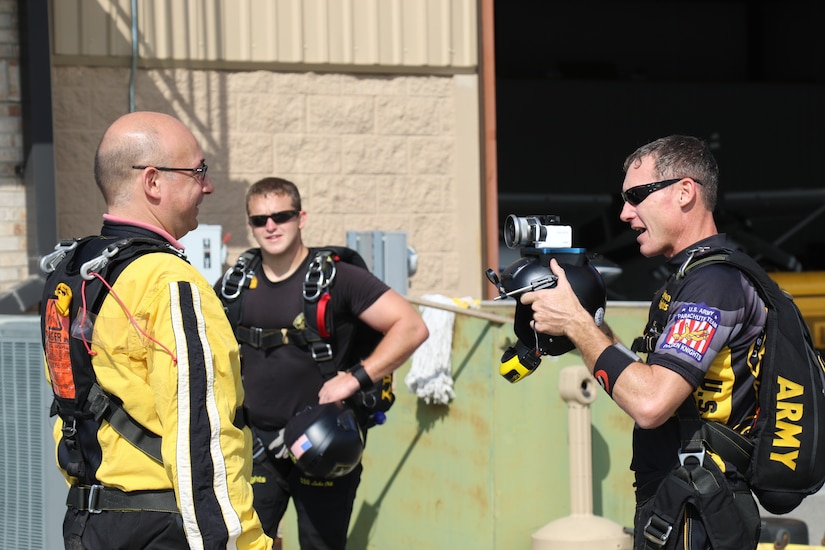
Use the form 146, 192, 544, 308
284, 402, 365, 479
496, 250, 606, 382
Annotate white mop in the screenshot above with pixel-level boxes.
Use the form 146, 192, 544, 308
405, 294, 460, 405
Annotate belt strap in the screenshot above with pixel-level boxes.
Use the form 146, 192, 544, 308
67, 485, 179, 513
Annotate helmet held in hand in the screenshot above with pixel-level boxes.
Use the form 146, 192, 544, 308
284, 402, 364, 479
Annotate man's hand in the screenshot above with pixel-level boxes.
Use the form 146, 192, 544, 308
318, 371, 360, 404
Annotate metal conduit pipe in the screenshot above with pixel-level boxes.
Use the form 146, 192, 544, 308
129, 0, 138, 112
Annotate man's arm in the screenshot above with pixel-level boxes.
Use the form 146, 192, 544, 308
318, 289, 429, 404
520, 258, 693, 429
155, 277, 272, 550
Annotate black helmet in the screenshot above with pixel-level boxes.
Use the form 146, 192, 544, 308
499, 249, 606, 356
284, 402, 364, 479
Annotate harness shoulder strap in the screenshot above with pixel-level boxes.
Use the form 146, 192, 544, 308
302, 248, 341, 377
633, 248, 760, 452
302, 246, 380, 379
218, 247, 262, 332
87, 383, 163, 462
632, 248, 735, 354
41, 236, 182, 478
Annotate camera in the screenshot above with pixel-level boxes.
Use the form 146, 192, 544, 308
503, 214, 572, 249
487, 213, 606, 383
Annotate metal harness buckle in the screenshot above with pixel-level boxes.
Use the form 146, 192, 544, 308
80, 239, 132, 280
61, 418, 78, 439
310, 342, 333, 362
249, 326, 263, 348
678, 444, 706, 466
643, 514, 673, 546
39, 240, 79, 274
87, 484, 104, 514
303, 253, 336, 302
220, 256, 256, 300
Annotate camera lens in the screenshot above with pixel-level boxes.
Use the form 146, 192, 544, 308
504, 214, 525, 249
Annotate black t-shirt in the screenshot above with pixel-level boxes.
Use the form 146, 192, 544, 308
631, 234, 767, 499
240, 251, 390, 430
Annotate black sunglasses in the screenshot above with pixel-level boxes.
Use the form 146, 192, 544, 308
248, 210, 300, 227
621, 177, 702, 206
132, 160, 208, 182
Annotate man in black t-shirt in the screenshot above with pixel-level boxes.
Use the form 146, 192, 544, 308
229, 177, 428, 549
521, 136, 763, 549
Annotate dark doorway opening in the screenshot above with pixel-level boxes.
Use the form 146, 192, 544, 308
495, 1, 825, 300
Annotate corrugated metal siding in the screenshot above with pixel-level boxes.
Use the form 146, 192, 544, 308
51, 0, 478, 69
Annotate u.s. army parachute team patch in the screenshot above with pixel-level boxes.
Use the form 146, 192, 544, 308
661, 302, 719, 362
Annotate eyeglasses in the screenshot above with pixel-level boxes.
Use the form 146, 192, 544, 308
132, 160, 208, 182
248, 210, 300, 227
621, 177, 702, 206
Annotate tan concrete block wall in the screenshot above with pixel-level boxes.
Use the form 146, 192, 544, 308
51, 67, 483, 298
0, 0, 25, 293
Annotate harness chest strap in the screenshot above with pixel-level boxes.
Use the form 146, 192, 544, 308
82, 383, 162, 463
234, 323, 333, 363
235, 325, 311, 349
58, 369, 166, 484
223, 248, 340, 370
222, 247, 390, 383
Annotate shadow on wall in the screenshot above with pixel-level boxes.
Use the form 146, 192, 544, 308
0, 275, 45, 314
348, 401, 450, 550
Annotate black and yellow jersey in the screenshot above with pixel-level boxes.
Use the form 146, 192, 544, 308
632, 234, 767, 495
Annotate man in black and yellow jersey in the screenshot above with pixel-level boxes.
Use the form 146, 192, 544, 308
522, 136, 763, 549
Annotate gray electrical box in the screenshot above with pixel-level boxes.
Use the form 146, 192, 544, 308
346, 231, 415, 295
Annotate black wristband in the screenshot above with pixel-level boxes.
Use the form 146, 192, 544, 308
349, 363, 373, 390
593, 344, 637, 397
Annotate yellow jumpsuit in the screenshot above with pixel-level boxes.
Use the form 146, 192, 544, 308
45, 246, 271, 550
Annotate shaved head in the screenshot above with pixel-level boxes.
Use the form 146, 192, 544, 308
92, 111, 211, 239
94, 112, 192, 207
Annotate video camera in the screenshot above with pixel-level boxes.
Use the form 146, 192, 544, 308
503, 214, 572, 250
486, 214, 606, 383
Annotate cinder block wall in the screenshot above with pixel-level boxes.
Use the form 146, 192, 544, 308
0, 0, 25, 293
51, 66, 483, 298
